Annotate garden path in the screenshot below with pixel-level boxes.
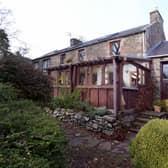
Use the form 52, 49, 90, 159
61, 122, 135, 168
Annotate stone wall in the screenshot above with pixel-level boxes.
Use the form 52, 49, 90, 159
120, 33, 144, 57
52, 108, 123, 136
49, 33, 144, 67
151, 57, 168, 99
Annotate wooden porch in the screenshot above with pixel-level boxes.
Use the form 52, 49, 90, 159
47, 56, 152, 115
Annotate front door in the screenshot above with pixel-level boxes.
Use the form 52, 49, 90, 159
161, 62, 168, 99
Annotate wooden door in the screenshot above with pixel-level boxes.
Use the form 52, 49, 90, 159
162, 63, 168, 99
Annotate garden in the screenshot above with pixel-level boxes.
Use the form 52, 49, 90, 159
1, 55, 168, 168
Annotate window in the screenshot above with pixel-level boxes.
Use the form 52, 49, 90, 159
110, 41, 120, 55
78, 49, 85, 61
92, 66, 102, 85
123, 64, 146, 88
105, 64, 113, 85
138, 69, 145, 85
57, 71, 70, 85
163, 63, 168, 79
42, 59, 49, 72
79, 67, 86, 85
34, 62, 39, 69
123, 64, 137, 88
60, 54, 66, 64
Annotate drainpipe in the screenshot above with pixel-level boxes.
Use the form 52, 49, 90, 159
113, 56, 118, 118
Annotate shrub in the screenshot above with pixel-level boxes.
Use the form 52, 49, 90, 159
129, 119, 168, 168
0, 100, 67, 168
50, 89, 80, 110
153, 99, 168, 112
0, 83, 18, 103
0, 55, 52, 104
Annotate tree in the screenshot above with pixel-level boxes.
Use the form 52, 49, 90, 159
0, 5, 29, 57
0, 55, 52, 104
0, 29, 10, 56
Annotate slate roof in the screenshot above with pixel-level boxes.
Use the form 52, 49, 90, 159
33, 24, 148, 61
147, 41, 168, 56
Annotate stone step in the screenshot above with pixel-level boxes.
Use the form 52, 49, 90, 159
133, 121, 145, 126
129, 127, 139, 133
140, 111, 166, 118
136, 117, 150, 123
129, 111, 168, 134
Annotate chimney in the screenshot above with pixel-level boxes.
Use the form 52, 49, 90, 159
150, 9, 163, 24
70, 38, 82, 47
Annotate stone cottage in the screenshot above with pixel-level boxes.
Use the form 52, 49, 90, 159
33, 9, 168, 113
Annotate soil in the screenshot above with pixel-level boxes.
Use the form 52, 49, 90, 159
60, 122, 135, 168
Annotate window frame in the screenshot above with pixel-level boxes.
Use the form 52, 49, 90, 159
42, 59, 50, 72
78, 49, 85, 62
60, 54, 66, 64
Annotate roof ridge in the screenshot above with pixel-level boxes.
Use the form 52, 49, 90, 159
34, 24, 148, 60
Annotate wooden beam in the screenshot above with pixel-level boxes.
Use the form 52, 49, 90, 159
113, 58, 117, 117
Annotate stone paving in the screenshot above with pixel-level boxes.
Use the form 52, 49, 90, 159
61, 122, 135, 168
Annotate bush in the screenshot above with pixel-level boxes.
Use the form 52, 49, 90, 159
0, 55, 52, 104
129, 119, 168, 168
153, 99, 168, 112
0, 100, 67, 168
50, 89, 80, 110
0, 83, 18, 103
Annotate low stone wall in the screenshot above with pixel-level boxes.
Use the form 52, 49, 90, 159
52, 108, 124, 137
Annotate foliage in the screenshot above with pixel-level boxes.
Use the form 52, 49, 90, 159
0, 99, 67, 168
153, 99, 168, 112
0, 55, 52, 105
50, 88, 80, 110
0, 83, 18, 103
153, 99, 161, 106
50, 89, 107, 118
129, 119, 168, 168
0, 29, 9, 56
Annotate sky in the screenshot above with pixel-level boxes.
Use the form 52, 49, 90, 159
0, 0, 168, 59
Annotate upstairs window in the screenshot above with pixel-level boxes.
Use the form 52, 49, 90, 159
34, 62, 39, 69
105, 64, 113, 85
78, 49, 85, 61
163, 63, 168, 79
110, 41, 120, 55
92, 65, 102, 85
42, 59, 50, 72
60, 54, 66, 64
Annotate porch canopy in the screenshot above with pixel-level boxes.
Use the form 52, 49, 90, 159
47, 56, 152, 116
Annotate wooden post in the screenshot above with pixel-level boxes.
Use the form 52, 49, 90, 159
113, 57, 117, 117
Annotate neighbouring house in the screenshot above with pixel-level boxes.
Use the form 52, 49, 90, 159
33, 9, 168, 115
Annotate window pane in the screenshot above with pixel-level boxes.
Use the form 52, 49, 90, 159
163, 64, 168, 79
34, 62, 39, 69
123, 64, 137, 88
57, 71, 70, 85
105, 64, 113, 85
60, 54, 65, 64
43, 60, 49, 69
58, 72, 64, 85
78, 49, 85, 61
79, 67, 86, 85
92, 66, 102, 85
138, 69, 145, 85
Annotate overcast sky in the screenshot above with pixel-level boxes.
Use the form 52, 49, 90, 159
1, 0, 168, 59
